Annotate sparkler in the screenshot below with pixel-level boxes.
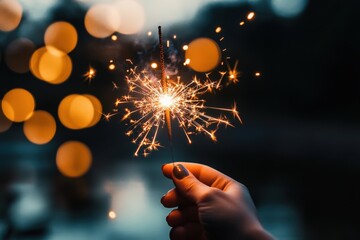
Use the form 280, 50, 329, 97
83, 66, 96, 82
114, 27, 243, 157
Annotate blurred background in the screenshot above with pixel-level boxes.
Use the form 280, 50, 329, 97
0, 0, 359, 239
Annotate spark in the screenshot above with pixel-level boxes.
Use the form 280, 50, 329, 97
115, 66, 242, 157
227, 60, 239, 84
111, 35, 118, 41
247, 12, 255, 20
112, 81, 119, 90
147, 31, 152, 36
239, 21, 245, 26
215, 26, 222, 33
255, 72, 261, 77
103, 112, 117, 121
151, 62, 158, 69
83, 67, 96, 82
182, 45, 188, 51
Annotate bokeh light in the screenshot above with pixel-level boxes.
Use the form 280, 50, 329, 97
58, 94, 95, 130
271, 0, 308, 18
1, 88, 35, 122
4, 38, 36, 73
84, 3, 121, 38
23, 110, 56, 145
44, 21, 78, 54
247, 11, 255, 20
115, 0, 145, 35
56, 141, 92, 178
38, 48, 72, 84
108, 210, 117, 220
0, 102, 12, 133
185, 38, 221, 72
83, 94, 102, 128
0, 0, 23, 32
30, 47, 72, 84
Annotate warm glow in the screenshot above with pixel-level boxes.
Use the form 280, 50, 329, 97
83, 94, 103, 127
255, 72, 261, 77
173, 35, 177, 39
111, 34, 118, 41
247, 12, 255, 20
84, 67, 96, 82
58, 94, 95, 130
44, 21, 78, 54
151, 62, 157, 69
0, 0, 23, 32
1, 88, 35, 122
38, 48, 72, 84
109, 63, 116, 70
115, 0, 145, 35
4, 38, 35, 73
0, 103, 12, 133
185, 38, 221, 72
182, 45, 188, 51
239, 21, 245, 26
184, 58, 190, 65
85, 3, 120, 38
215, 26, 222, 33
147, 31, 152, 36
159, 94, 174, 108
30, 47, 72, 84
23, 110, 56, 145
108, 211, 117, 219
56, 141, 92, 178
115, 67, 242, 156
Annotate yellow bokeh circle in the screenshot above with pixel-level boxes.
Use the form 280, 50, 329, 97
30, 47, 72, 84
84, 3, 121, 38
44, 21, 78, 54
58, 94, 96, 130
83, 94, 103, 127
56, 141, 92, 178
185, 38, 221, 72
1, 88, 35, 122
0, 0, 23, 32
115, 0, 145, 35
23, 110, 56, 145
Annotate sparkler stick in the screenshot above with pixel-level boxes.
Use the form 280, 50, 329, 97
158, 26, 174, 162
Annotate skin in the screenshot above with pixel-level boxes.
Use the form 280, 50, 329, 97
161, 162, 274, 240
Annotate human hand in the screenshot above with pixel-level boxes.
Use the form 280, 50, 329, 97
161, 162, 274, 240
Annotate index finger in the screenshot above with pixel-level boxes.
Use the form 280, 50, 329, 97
162, 162, 235, 190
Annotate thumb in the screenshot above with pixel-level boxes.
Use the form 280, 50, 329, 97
172, 164, 209, 203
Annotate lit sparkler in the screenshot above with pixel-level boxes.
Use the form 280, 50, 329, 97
83, 66, 96, 82
113, 27, 243, 157
115, 68, 242, 156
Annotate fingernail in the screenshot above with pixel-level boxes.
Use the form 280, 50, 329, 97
173, 164, 189, 179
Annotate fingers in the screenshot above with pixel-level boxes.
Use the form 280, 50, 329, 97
162, 162, 234, 190
170, 222, 206, 240
171, 164, 210, 203
166, 206, 199, 227
161, 188, 192, 208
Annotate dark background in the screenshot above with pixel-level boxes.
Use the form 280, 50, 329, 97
1, 0, 359, 239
